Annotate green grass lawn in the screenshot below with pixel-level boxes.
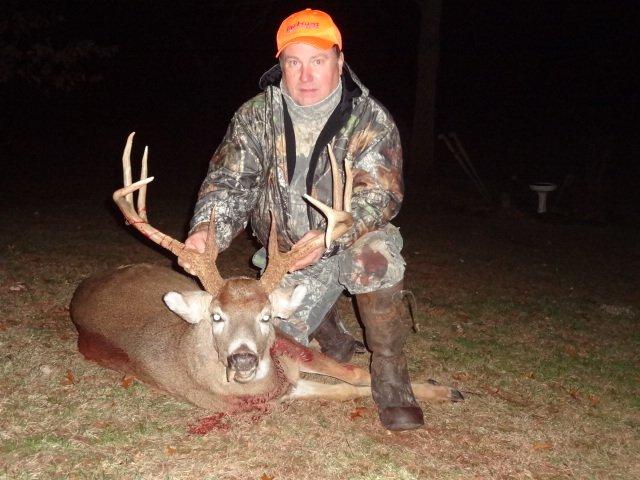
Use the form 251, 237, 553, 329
1, 190, 638, 479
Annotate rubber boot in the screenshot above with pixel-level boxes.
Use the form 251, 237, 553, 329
356, 280, 424, 431
309, 304, 365, 363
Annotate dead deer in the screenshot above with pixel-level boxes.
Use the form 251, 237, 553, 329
69, 133, 462, 416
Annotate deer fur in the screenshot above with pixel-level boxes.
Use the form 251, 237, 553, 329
70, 263, 462, 411
69, 134, 462, 417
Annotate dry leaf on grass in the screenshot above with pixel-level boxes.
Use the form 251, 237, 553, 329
569, 389, 581, 401
260, 474, 274, 480
532, 441, 553, 451
165, 445, 177, 456
61, 369, 75, 385
485, 385, 532, 407
349, 406, 368, 420
121, 374, 135, 389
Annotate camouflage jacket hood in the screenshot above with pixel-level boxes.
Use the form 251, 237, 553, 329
190, 63, 404, 253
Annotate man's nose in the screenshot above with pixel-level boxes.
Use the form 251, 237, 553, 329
300, 64, 313, 82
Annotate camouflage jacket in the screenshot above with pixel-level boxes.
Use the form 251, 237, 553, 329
190, 64, 404, 254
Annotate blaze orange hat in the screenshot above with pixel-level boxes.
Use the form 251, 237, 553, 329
276, 8, 342, 57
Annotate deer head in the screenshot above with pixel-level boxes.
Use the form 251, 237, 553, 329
113, 133, 353, 383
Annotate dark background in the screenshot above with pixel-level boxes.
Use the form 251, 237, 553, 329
2, 0, 638, 221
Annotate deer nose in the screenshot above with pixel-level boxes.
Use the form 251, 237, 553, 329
227, 351, 258, 372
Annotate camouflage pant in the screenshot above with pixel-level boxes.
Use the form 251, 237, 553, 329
253, 224, 405, 345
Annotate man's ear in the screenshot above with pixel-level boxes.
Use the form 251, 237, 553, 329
338, 51, 344, 74
269, 285, 307, 319
163, 291, 213, 324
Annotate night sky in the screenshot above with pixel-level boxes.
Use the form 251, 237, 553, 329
2, 1, 637, 217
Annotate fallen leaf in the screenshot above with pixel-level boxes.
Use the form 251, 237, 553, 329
62, 369, 75, 385
165, 445, 177, 456
260, 474, 274, 480
9, 283, 26, 292
121, 375, 135, 389
588, 394, 600, 407
349, 406, 368, 420
484, 385, 532, 407
532, 441, 553, 451
452, 371, 471, 381
569, 389, 581, 401
525, 371, 536, 379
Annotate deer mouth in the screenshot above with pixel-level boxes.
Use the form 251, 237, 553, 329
226, 351, 259, 383
226, 366, 257, 383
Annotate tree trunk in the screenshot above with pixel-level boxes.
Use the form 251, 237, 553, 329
409, 0, 442, 178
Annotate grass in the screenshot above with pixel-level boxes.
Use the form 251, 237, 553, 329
1, 187, 639, 479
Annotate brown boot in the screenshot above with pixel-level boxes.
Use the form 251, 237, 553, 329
356, 280, 424, 431
309, 304, 365, 363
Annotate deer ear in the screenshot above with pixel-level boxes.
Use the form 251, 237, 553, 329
269, 285, 307, 319
164, 291, 212, 324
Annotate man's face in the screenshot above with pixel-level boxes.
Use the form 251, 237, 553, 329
280, 43, 344, 106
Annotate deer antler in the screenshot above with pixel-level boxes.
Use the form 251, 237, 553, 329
259, 146, 354, 292
113, 132, 225, 295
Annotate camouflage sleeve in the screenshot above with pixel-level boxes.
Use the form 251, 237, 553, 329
338, 124, 404, 249
189, 111, 264, 251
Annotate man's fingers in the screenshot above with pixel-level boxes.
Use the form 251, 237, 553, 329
288, 246, 324, 272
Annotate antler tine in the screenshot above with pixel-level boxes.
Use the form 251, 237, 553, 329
113, 133, 224, 295
122, 132, 135, 205
343, 158, 353, 213
257, 212, 289, 292
259, 212, 333, 293
138, 145, 149, 222
259, 146, 354, 292
327, 145, 342, 212
113, 177, 185, 258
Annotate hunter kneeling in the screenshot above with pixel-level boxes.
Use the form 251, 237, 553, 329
180, 9, 431, 431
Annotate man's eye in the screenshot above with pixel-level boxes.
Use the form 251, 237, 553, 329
212, 313, 223, 322
260, 314, 271, 323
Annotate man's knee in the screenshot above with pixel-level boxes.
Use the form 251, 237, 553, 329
338, 224, 405, 295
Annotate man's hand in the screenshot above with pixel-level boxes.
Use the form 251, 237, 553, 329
178, 230, 208, 274
288, 230, 325, 272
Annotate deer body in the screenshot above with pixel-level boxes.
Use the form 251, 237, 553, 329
71, 263, 302, 411
69, 134, 462, 418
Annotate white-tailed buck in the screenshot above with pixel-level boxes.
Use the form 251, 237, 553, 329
70, 133, 462, 419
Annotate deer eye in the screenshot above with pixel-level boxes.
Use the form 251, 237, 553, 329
212, 313, 223, 322
260, 314, 271, 323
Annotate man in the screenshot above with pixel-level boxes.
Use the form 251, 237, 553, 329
181, 9, 423, 431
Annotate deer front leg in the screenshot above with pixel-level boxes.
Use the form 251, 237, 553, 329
300, 352, 465, 403
273, 337, 464, 402
272, 336, 370, 385
285, 379, 464, 403
285, 379, 372, 401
